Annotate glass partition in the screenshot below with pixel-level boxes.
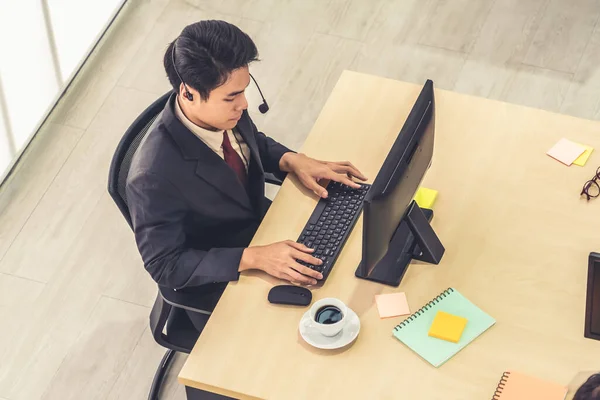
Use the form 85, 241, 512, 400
0, 0, 125, 182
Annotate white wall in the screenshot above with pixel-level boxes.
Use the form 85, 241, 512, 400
0, 0, 125, 182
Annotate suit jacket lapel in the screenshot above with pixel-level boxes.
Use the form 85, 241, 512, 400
235, 111, 268, 211
163, 94, 253, 211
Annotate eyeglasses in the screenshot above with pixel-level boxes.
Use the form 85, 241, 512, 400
581, 166, 600, 200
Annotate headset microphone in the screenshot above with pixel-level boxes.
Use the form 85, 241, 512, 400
249, 73, 269, 114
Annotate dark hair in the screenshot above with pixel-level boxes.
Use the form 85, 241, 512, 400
163, 20, 258, 100
574, 373, 600, 400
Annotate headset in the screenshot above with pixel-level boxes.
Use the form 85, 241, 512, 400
171, 41, 269, 114
249, 73, 269, 114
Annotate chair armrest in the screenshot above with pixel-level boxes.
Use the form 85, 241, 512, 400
158, 283, 227, 314
149, 293, 194, 353
149, 293, 171, 336
265, 172, 283, 186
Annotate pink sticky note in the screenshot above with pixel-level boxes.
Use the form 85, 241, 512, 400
375, 292, 410, 318
546, 138, 586, 166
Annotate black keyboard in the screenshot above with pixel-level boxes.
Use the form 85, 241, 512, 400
296, 181, 371, 283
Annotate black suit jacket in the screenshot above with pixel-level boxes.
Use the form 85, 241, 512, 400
126, 95, 292, 290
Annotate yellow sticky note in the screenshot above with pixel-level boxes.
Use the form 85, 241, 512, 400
428, 311, 468, 343
375, 292, 410, 318
413, 187, 438, 209
573, 143, 594, 167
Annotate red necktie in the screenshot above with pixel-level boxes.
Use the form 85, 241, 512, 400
222, 131, 248, 188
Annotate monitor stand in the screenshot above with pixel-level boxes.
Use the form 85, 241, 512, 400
355, 200, 445, 287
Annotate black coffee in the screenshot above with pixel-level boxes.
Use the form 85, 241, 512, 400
315, 305, 343, 325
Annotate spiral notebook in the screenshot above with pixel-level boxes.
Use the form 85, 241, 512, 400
492, 371, 567, 400
392, 288, 495, 367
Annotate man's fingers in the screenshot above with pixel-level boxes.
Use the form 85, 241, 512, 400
286, 240, 314, 252
286, 267, 317, 285
329, 165, 367, 181
326, 171, 361, 189
329, 161, 367, 181
291, 261, 323, 280
279, 272, 303, 285
292, 249, 323, 266
303, 177, 328, 198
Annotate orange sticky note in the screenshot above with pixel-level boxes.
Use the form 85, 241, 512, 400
375, 292, 410, 318
546, 138, 586, 166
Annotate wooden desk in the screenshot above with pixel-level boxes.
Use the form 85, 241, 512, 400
179, 71, 600, 399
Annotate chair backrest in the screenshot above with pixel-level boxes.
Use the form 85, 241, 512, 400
108, 91, 203, 352
108, 91, 172, 228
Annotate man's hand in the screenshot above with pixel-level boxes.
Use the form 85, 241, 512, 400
239, 240, 323, 285
279, 153, 368, 198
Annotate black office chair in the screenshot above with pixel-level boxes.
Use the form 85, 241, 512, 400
107, 91, 282, 399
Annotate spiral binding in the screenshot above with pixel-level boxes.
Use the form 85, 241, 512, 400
492, 371, 511, 400
393, 287, 454, 332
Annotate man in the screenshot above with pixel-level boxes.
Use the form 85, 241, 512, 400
126, 20, 366, 331
574, 373, 600, 400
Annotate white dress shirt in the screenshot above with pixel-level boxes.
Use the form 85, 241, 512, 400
174, 98, 251, 170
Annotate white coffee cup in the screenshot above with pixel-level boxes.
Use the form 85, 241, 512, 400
308, 298, 348, 337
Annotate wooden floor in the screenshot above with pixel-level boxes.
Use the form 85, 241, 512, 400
1, 0, 599, 398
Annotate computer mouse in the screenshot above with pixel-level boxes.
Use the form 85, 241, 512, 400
268, 285, 312, 306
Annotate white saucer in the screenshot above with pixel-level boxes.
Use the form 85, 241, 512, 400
299, 308, 360, 350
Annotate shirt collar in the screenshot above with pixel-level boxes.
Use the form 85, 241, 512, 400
174, 96, 224, 154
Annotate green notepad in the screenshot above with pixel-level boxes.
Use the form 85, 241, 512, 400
393, 288, 495, 367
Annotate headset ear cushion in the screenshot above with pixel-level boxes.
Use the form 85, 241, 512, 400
184, 92, 193, 101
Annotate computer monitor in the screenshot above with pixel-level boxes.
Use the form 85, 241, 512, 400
585, 252, 600, 341
355, 80, 445, 286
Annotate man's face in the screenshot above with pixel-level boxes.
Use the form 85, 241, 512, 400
182, 65, 250, 131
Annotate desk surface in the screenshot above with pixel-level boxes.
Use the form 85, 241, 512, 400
179, 71, 600, 400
